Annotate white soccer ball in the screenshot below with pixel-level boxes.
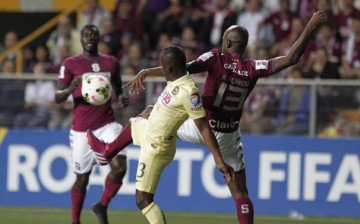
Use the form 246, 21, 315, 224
82, 74, 112, 106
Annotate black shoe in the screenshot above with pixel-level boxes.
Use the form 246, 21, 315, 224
91, 202, 109, 224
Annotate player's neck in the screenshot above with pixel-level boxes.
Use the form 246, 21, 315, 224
168, 73, 185, 82
83, 51, 99, 58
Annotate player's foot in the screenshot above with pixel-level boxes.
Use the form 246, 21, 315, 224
86, 130, 110, 165
91, 202, 109, 224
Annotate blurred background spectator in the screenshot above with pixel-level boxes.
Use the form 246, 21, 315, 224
46, 15, 81, 65
274, 67, 310, 135
13, 63, 55, 129
241, 47, 277, 134
77, 0, 110, 31
340, 15, 360, 79
0, 59, 25, 127
0, 31, 19, 64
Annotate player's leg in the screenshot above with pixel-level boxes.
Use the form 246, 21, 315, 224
71, 172, 91, 224
135, 151, 171, 224
227, 169, 254, 224
137, 190, 166, 224
70, 129, 95, 224
92, 155, 127, 224
219, 133, 254, 224
133, 117, 173, 224
91, 122, 128, 224
106, 105, 153, 152
177, 119, 205, 145
179, 122, 254, 224
87, 105, 154, 161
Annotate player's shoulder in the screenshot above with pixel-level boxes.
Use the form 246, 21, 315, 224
184, 78, 201, 95
197, 48, 221, 61
63, 54, 84, 66
99, 53, 118, 63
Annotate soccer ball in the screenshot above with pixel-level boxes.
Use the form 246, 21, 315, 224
82, 74, 112, 106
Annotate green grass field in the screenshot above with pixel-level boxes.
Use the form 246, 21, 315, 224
1, 207, 359, 224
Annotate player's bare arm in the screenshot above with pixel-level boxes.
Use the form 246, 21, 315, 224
111, 62, 129, 108
55, 76, 82, 104
193, 117, 235, 182
123, 67, 163, 93
272, 11, 327, 74
125, 61, 207, 93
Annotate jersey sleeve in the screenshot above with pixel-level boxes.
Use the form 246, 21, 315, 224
182, 88, 206, 120
57, 58, 73, 87
247, 59, 276, 78
187, 49, 219, 74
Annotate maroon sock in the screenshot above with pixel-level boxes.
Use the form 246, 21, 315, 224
236, 197, 254, 224
107, 123, 133, 158
71, 187, 86, 224
100, 175, 122, 207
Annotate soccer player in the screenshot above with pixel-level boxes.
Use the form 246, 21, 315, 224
121, 11, 327, 224
87, 46, 235, 224
55, 24, 128, 224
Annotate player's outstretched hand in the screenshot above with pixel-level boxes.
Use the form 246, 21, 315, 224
123, 69, 147, 93
217, 161, 235, 183
308, 11, 327, 28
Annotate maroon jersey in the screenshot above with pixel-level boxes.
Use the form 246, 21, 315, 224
188, 49, 275, 133
58, 53, 122, 131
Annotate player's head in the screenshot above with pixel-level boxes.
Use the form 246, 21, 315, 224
80, 24, 100, 55
160, 46, 187, 80
221, 25, 248, 55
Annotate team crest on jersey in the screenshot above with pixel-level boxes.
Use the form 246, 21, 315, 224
160, 90, 172, 106
190, 92, 201, 107
172, 86, 179, 95
255, 60, 269, 70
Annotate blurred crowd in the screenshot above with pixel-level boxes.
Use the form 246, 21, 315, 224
0, 0, 360, 137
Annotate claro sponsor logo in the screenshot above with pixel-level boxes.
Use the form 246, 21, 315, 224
209, 119, 239, 129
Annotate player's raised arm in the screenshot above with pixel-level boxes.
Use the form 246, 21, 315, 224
193, 117, 235, 182
271, 11, 327, 74
124, 67, 163, 93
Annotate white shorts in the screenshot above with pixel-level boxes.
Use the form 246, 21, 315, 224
177, 119, 245, 172
70, 122, 126, 174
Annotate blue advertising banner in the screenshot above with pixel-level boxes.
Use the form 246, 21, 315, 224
0, 129, 359, 217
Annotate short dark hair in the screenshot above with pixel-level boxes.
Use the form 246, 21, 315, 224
80, 24, 100, 36
161, 46, 186, 73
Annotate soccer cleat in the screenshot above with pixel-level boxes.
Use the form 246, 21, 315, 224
91, 202, 109, 224
87, 129, 110, 165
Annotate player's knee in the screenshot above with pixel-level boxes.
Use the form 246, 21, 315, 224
136, 194, 151, 210
110, 165, 127, 180
74, 173, 90, 190
110, 156, 127, 179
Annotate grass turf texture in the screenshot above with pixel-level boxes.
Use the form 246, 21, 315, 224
0, 207, 359, 224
